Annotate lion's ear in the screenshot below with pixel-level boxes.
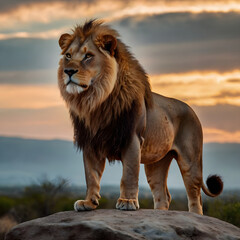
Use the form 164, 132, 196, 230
59, 33, 71, 50
98, 35, 117, 56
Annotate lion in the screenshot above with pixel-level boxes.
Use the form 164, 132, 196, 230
58, 19, 223, 215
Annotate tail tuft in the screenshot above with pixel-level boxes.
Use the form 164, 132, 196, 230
206, 175, 223, 196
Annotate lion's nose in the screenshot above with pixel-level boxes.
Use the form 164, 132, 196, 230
64, 69, 78, 77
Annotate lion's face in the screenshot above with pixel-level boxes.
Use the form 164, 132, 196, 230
58, 32, 118, 96
60, 37, 103, 94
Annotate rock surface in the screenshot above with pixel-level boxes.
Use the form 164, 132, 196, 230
5, 210, 240, 240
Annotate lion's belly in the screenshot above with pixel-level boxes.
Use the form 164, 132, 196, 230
140, 139, 173, 164
140, 104, 175, 164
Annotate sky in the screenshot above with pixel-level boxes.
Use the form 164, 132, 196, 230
0, 0, 240, 143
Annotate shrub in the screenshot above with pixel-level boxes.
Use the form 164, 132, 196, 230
205, 197, 240, 227
0, 197, 15, 216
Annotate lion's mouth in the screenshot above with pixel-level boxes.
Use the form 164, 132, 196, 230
66, 79, 88, 89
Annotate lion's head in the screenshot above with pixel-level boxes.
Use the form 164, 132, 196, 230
58, 20, 152, 131
58, 20, 120, 116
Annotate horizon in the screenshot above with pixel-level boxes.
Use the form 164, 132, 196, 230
1, 136, 239, 189
2, 134, 240, 144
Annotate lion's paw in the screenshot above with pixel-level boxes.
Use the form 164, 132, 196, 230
74, 199, 98, 211
116, 198, 139, 211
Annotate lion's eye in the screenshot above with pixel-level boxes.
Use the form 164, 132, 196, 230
66, 53, 71, 59
84, 53, 93, 60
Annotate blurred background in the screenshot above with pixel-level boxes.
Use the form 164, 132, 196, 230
0, 0, 240, 237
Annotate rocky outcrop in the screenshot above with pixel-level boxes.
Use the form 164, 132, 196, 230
5, 210, 240, 240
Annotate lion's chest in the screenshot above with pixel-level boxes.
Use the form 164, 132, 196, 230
70, 103, 138, 160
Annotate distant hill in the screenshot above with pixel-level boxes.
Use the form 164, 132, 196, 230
0, 136, 239, 189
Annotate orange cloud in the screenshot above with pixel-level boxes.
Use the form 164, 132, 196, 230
1, 106, 239, 143
0, 84, 63, 109
151, 70, 240, 106
0, 1, 123, 28
0, 28, 68, 40
1, 70, 240, 109
0, 69, 240, 142
110, 0, 240, 20
203, 128, 240, 143
1, 0, 240, 39
0, 106, 73, 141
1, 109, 239, 143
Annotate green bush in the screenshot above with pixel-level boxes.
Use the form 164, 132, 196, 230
1, 180, 240, 228
139, 198, 153, 209
54, 196, 77, 212
205, 197, 240, 227
169, 198, 188, 211
10, 177, 69, 222
0, 196, 15, 216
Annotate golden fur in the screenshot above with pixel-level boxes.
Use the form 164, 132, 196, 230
58, 20, 223, 214
58, 20, 152, 132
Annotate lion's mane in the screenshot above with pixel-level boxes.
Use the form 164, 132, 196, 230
58, 20, 153, 161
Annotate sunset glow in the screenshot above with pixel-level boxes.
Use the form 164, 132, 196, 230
151, 70, 240, 106
0, 68, 239, 142
0, 0, 239, 143
0, 28, 68, 40
110, 1, 240, 20
1, 70, 239, 109
0, 85, 62, 109
1, 0, 240, 39
203, 128, 240, 143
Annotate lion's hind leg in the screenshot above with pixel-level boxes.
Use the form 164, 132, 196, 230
175, 148, 203, 215
144, 151, 174, 210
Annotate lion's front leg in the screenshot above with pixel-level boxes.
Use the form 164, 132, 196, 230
74, 151, 106, 211
116, 134, 141, 211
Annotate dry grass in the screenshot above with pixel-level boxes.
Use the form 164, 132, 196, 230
0, 215, 18, 240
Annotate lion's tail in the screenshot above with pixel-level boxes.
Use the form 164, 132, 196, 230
202, 175, 223, 197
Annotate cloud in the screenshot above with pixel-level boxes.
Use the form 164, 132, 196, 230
227, 79, 240, 83
192, 104, 240, 134
0, 104, 239, 143
0, 84, 62, 109
115, 12, 240, 44
0, 27, 68, 40
203, 128, 240, 143
0, 38, 59, 71
134, 39, 240, 74
0, 4, 239, 143
1, 69, 240, 109
0, 106, 73, 140
0, 69, 57, 85
1, 0, 240, 27
0, 1, 123, 30
0, 80, 239, 142
1, 12, 240, 74
114, 12, 240, 74
151, 70, 240, 106
1, 1, 240, 39
0, 0, 94, 12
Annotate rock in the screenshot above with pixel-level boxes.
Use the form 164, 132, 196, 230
5, 210, 240, 240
